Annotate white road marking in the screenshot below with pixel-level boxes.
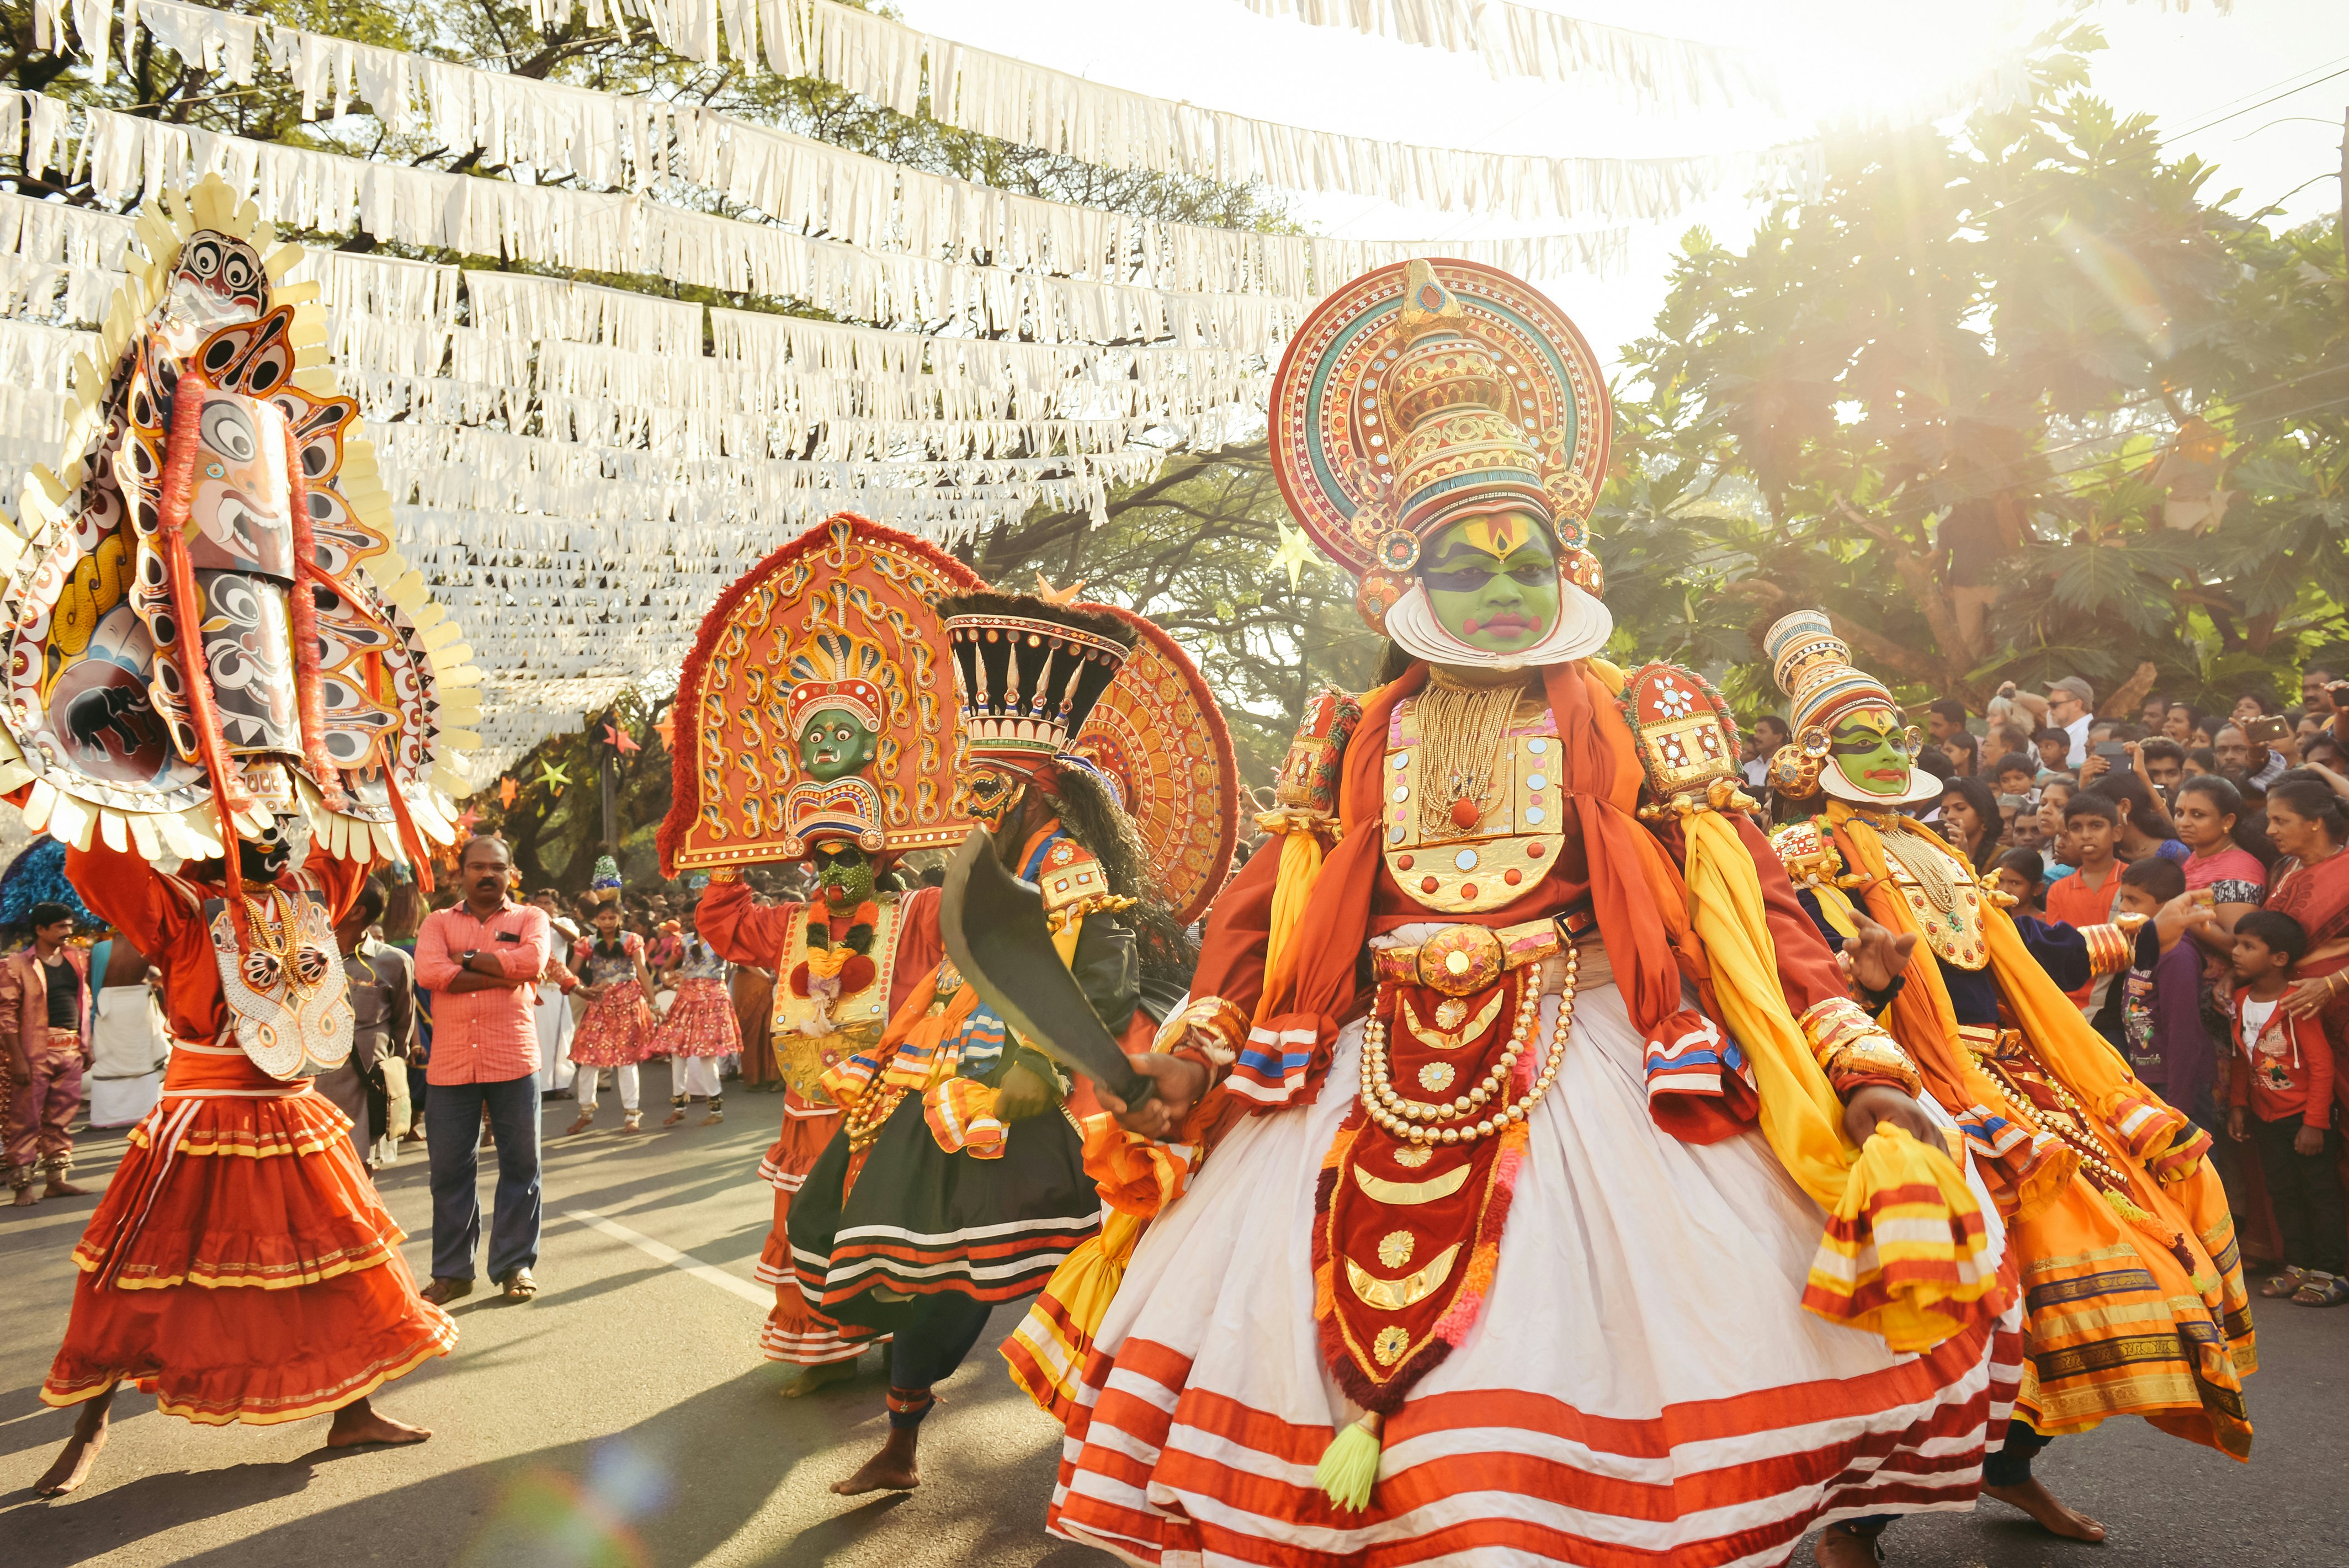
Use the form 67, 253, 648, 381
568, 1207, 771, 1307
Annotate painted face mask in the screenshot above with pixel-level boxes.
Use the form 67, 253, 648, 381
1827, 707, 1925, 798
1417, 511, 1561, 656
953, 764, 1027, 832
795, 704, 880, 784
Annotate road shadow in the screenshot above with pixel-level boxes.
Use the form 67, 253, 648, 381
4, 1327, 1082, 1568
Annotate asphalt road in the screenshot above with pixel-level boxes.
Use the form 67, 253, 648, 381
2, 1066, 2342, 1567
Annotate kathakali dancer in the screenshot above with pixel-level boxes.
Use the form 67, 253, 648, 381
787, 584, 1237, 1495
1761, 610, 2252, 1552
1045, 261, 2017, 1568
4, 176, 477, 1495
658, 513, 983, 1386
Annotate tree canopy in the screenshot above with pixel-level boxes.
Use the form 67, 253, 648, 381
1593, 20, 2349, 720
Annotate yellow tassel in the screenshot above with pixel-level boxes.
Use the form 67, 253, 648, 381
1314, 1408, 1383, 1512
2102, 1186, 2155, 1226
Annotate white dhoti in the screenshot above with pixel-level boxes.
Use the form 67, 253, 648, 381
1049, 975, 2019, 1568
86, 984, 169, 1128
535, 980, 576, 1094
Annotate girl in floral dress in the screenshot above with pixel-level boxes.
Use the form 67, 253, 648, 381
565, 901, 656, 1135
652, 920, 737, 1126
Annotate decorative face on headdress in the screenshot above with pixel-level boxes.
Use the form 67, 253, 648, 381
1269, 259, 1612, 672
1763, 610, 1939, 807
785, 631, 886, 786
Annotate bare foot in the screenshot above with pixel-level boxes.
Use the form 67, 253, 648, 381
44, 1178, 92, 1198
1813, 1526, 1884, 1567
1985, 1479, 2107, 1542
780, 1358, 859, 1399
12, 1186, 36, 1206
701, 1110, 724, 1126
562, 1114, 594, 1136
830, 1427, 920, 1494
662, 1108, 688, 1127
35, 1387, 114, 1496
326, 1397, 432, 1449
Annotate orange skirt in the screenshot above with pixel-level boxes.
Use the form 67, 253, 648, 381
41, 1045, 455, 1425
753, 1091, 879, 1365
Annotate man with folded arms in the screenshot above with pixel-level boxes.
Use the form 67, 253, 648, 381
414, 838, 549, 1304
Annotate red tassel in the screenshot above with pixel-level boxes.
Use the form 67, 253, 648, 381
155, 369, 253, 926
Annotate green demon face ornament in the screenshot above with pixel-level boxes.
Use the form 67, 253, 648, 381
1418, 510, 1561, 655
1826, 706, 1923, 798
809, 840, 878, 907
796, 705, 880, 784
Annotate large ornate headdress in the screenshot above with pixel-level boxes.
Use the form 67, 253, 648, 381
657, 512, 985, 872
1269, 259, 1612, 669
0, 176, 474, 886
1763, 610, 1939, 807
937, 591, 1241, 927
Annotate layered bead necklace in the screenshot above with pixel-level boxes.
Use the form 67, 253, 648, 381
1359, 945, 1579, 1145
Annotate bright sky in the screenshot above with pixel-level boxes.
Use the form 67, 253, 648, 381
896, 0, 2349, 370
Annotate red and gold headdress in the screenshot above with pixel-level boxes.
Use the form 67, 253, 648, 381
657, 513, 985, 871
1270, 259, 1611, 643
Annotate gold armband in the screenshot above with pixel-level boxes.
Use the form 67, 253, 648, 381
1799, 996, 1922, 1099
704, 867, 740, 883
1152, 995, 1248, 1066
2077, 918, 2140, 977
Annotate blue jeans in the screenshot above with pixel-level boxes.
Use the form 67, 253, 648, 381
426, 1072, 542, 1282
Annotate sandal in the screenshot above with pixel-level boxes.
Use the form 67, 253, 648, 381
498, 1268, 540, 1301
2261, 1266, 2310, 1299
2292, 1271, 2349, 1306
419, 1276, 474, 1306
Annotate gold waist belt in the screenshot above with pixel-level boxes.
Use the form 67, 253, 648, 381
1372, 908, 1595, 997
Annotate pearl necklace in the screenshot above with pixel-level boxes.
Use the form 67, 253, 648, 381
1359, 945, 1577, 1146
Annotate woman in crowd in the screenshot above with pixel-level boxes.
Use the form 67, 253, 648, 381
2087, 771, 2188, 865
2177, 776, 2272, 952
2267, 779, 2349, 1061
1939, 726, 1982, 779
1938, 775, 2004, 871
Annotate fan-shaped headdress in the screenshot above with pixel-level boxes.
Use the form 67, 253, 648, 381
1269, 259, 1612, 668
658, 513, 985, 871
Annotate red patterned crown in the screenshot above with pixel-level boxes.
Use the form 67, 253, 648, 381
784, 631, 888, 735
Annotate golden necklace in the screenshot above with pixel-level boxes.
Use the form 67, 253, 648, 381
1359, 945, 1577, 1146
1413, 675, 1525, 841
1867, 811, 1973, 917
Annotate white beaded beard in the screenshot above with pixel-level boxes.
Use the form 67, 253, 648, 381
1383, 570, 1612, 672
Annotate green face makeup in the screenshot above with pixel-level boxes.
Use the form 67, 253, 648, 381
810, 843, 876, 906
796, 705, 880, 783
1827, 707, 1917, 797
1417, 511, 1560, 654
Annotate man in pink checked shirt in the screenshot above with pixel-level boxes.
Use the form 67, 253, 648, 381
414, 837, 551, 1305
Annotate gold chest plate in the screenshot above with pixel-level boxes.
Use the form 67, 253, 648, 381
1879, 836, 1989, 971
769, 897, 907, 1101
1379, 698, 1564, 915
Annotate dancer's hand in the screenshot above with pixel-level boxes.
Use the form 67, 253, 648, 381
1839, 913, 1917, 997
1843, 1085, 1943, 1152
993, 1062, 1053, 1121
1099, 1054, 1210, 1140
